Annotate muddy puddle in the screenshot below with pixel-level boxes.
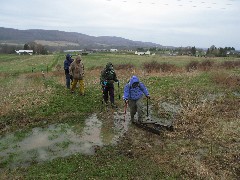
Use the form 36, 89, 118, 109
0, 114, 103, 170
111, 111, 131, 145
0, 113, 131, 171
0, 101, 179, 171
233, 91, 240, 97
147, 102, 181, 126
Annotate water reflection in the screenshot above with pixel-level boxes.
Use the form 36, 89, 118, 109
0, 114, 103, 170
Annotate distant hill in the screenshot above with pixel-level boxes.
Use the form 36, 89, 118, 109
0, 27, 163, 50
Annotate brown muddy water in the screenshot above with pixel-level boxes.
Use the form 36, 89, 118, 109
0, 100, 181, 171
1, 92, 236, 171
0, 113, 131, 171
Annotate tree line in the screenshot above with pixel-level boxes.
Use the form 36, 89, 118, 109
0, 42, 238, 57
148, 45, 238, 57
0, 42, 48, 54
206, 45, 236, 57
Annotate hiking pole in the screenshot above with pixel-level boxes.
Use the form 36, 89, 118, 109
147, 97, 149, 117
124, 101, 128, 122
101, 86, 104, 105
101, 85, 105, 111
118, 81, 120, 100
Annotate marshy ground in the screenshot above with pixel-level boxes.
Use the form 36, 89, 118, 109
0, 54, 239, 179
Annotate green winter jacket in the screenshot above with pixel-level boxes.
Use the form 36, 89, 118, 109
100, 63, 118, 87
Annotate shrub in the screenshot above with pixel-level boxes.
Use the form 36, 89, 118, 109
186, 60, 214, 72
143, 61, 176, 73
114, 63, 135, 70
143, 61, 160, 73
198, 60, 214, 71
220, 61, 240, 69
211, 72, 240, 88
159, 63, 177, 72
186, 61, 199, 72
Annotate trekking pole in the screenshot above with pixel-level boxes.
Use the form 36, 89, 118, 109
147, 97, 149, 117
101, 87, 104, 105
118, 81, 120, 100
124, 101, 128, 122
100, 85, 104, 111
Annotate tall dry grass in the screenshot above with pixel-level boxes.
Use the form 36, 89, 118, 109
0, 73, 53, 116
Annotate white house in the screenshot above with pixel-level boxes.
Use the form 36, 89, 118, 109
135, 50, 150, 55
15, 50, 33, 55
63, 50, 83, 53
110, 49, 118, 52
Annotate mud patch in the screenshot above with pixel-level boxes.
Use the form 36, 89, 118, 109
111, 111, 131, 145
200, 93, 225, 103
154, 102, 181, 126
0, 114, 103, 170
233, 91, 240, 97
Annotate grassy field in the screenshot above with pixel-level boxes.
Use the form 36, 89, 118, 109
0, 53, 239, 179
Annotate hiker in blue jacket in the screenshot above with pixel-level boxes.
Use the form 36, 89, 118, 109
123, 75, 150, 123
64, 54, 73, 89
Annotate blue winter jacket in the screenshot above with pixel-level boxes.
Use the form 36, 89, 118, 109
64, 56, 73, 74
123, 76, 149, 100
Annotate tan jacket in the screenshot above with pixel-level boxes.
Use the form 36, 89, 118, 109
69, 57, 84, 80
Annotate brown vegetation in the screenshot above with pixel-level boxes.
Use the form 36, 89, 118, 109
143, 61, 177, 73
219, 60, 240, 69
114, 63, 135, 70
186, 60, 214, 72
211, 72, 240, 89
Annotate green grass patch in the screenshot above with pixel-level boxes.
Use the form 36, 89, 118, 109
14, 146, 176, 179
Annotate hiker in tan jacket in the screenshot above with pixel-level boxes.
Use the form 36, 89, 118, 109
69, 55, 85, 95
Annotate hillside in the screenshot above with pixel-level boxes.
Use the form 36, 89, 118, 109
0, 27, 162, 49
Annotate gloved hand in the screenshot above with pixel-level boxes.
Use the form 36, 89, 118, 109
146, 95, 151, 99
102, 81, 107, 86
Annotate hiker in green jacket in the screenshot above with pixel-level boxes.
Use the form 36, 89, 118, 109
100, 62, 119, 108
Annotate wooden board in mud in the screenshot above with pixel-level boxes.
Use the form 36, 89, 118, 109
140, 118, 174, 131
133, 122, 174, 135
132, 122, 161, 135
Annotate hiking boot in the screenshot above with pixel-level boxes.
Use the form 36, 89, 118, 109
138, 118, 143, 124
132, 119, 139, 124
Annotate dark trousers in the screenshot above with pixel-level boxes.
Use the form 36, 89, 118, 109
65, 73, 71, 89
128, 96, 144, 122
65, 69, 72, 89
103, 86, 114, 104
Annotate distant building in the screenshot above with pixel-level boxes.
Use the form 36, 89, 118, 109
15, 50, 33, 55
63, 50, 83, 53
195, 51, 206, 57
135, 50, 150, 55
227, 50, 239, 55
110, 49, 118, 52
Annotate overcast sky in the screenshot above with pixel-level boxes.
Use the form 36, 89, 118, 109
0, 0, 240, 49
